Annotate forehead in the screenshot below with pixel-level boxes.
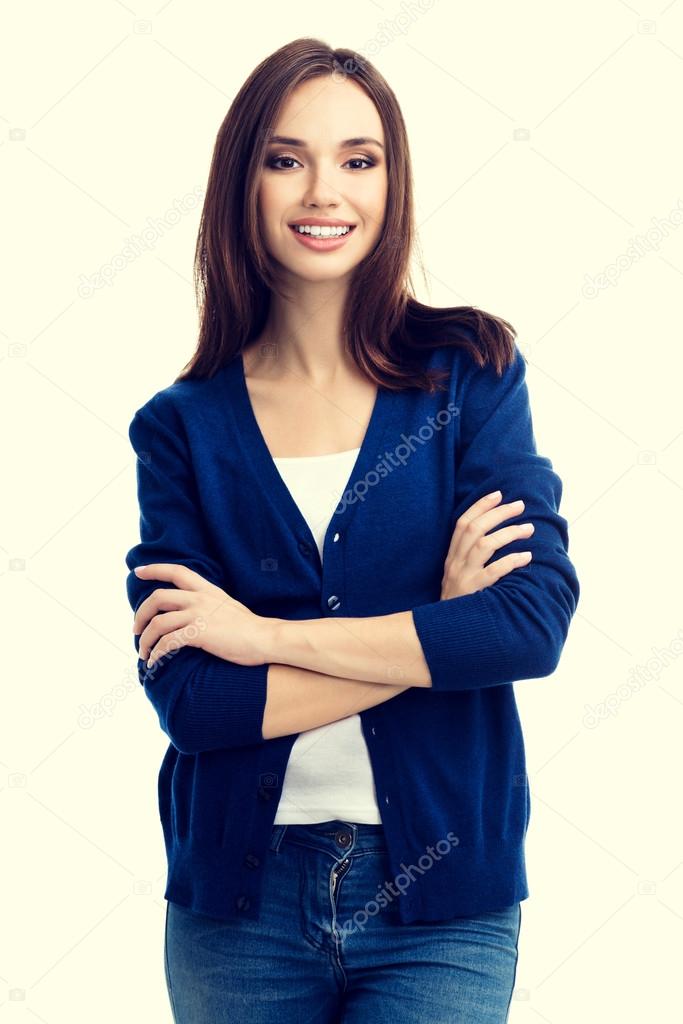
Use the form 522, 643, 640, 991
271, 76, 384, 147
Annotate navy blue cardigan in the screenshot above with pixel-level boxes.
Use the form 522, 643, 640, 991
125, 339, 580, 924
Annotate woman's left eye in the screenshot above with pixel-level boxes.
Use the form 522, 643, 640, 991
266, 155, 375, 171
345, 157, 375, 170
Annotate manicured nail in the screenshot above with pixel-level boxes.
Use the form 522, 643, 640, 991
486, 490, 501, 499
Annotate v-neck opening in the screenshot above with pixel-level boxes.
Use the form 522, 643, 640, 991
227, 350, 393, 572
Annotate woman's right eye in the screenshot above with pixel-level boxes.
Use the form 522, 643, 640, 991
266, 155, 300, 170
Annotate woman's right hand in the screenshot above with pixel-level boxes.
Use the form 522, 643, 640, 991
440, 491, 535, 600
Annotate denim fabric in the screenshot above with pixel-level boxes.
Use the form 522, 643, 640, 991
164, 820, 522, 1023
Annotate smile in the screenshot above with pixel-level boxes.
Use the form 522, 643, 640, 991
288, 224, 356, 252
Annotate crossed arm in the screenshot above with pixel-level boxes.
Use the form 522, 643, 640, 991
262, 664, 410, 741
267, 611, 431, 686
131, 567, 428, 741
259, 612, 428, 740
126, 347, 580, 753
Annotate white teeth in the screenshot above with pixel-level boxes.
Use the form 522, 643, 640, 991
292, 224, 352, 237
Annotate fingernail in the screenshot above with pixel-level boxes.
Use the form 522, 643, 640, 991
486, 490, 501, 499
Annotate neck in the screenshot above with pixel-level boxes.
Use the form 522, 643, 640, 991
252, 277, 355, 386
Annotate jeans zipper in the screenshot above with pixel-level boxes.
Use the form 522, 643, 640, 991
331, 857, 350, 897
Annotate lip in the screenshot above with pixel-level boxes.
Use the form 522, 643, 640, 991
288, 222, 356, 252
288, 218, 356, 227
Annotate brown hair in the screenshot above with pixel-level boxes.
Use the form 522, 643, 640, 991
176, 37, 518, 393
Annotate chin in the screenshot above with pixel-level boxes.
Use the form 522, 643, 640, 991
292, 264, 357, 284
274, 252, 358, 281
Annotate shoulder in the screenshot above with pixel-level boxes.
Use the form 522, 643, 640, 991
452, 331, 527, 397
418, 327, 526, 405
128, 358, 237, 442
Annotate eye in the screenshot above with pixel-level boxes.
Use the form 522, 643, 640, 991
265, 154, 376, 171
345, 156, 375, 170
266, 154, 302, 170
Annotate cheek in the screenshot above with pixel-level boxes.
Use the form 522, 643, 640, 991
256, 179, 283, 225
365, 200, 387, 244
256, 187, 270, 226
258, 181, 300, 239
362, 179, 388, 236
256, 189, 282, 250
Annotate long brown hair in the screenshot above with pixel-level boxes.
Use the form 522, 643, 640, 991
176, 37, 517, 393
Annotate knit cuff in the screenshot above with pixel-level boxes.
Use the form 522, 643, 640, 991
142, 647, 269, 753
411, 591, 512, 691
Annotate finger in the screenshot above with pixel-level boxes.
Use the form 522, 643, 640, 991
469, 500, 528, 540
480, 550, 533, 585
133, 563, 208, 591
140, 610, 193, 662
133, 588, 192, 637
455, 490, 503, 530
146, 626, 191, 669
447, 497, 527, 564
445, 491, 504, 562
464, 521, 535, 566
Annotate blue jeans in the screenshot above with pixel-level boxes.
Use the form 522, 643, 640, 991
164, 820, 522, 1023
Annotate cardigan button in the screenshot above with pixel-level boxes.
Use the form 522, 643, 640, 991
235, 894, 251, 911
333, 532, 340, 542
327, 595, 341, 611
298, 540, 312, 555
244, 852, 261, 869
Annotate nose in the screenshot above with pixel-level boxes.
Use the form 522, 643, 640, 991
301, 167, 341, 209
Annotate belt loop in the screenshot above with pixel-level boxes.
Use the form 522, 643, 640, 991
269, 824, 287, 853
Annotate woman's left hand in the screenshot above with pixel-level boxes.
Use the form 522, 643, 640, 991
132, 563, 277, 669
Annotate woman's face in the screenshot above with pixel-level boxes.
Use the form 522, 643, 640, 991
257, 75, 388, 283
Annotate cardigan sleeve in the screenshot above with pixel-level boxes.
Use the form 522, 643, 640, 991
411, 344, 580, 691
125, 394, 269, 753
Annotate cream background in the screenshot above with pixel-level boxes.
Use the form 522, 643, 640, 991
2, 1, 682, 1020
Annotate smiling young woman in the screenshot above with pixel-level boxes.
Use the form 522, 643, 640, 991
126, 36, 579, 1024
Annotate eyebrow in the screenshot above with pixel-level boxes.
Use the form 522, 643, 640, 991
266, 134, 385, 151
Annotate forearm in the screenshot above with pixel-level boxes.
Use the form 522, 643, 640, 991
266, 611, 433, 689
262, 662, 410, 740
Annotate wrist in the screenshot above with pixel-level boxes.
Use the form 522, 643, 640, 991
255, 616, 279, 664
259, 616, 294, 665
262, 616, 311, 669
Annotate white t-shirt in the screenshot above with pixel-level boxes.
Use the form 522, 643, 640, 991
270, 447, 382, 825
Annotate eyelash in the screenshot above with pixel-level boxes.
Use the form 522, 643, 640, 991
266, 154, 376, 171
